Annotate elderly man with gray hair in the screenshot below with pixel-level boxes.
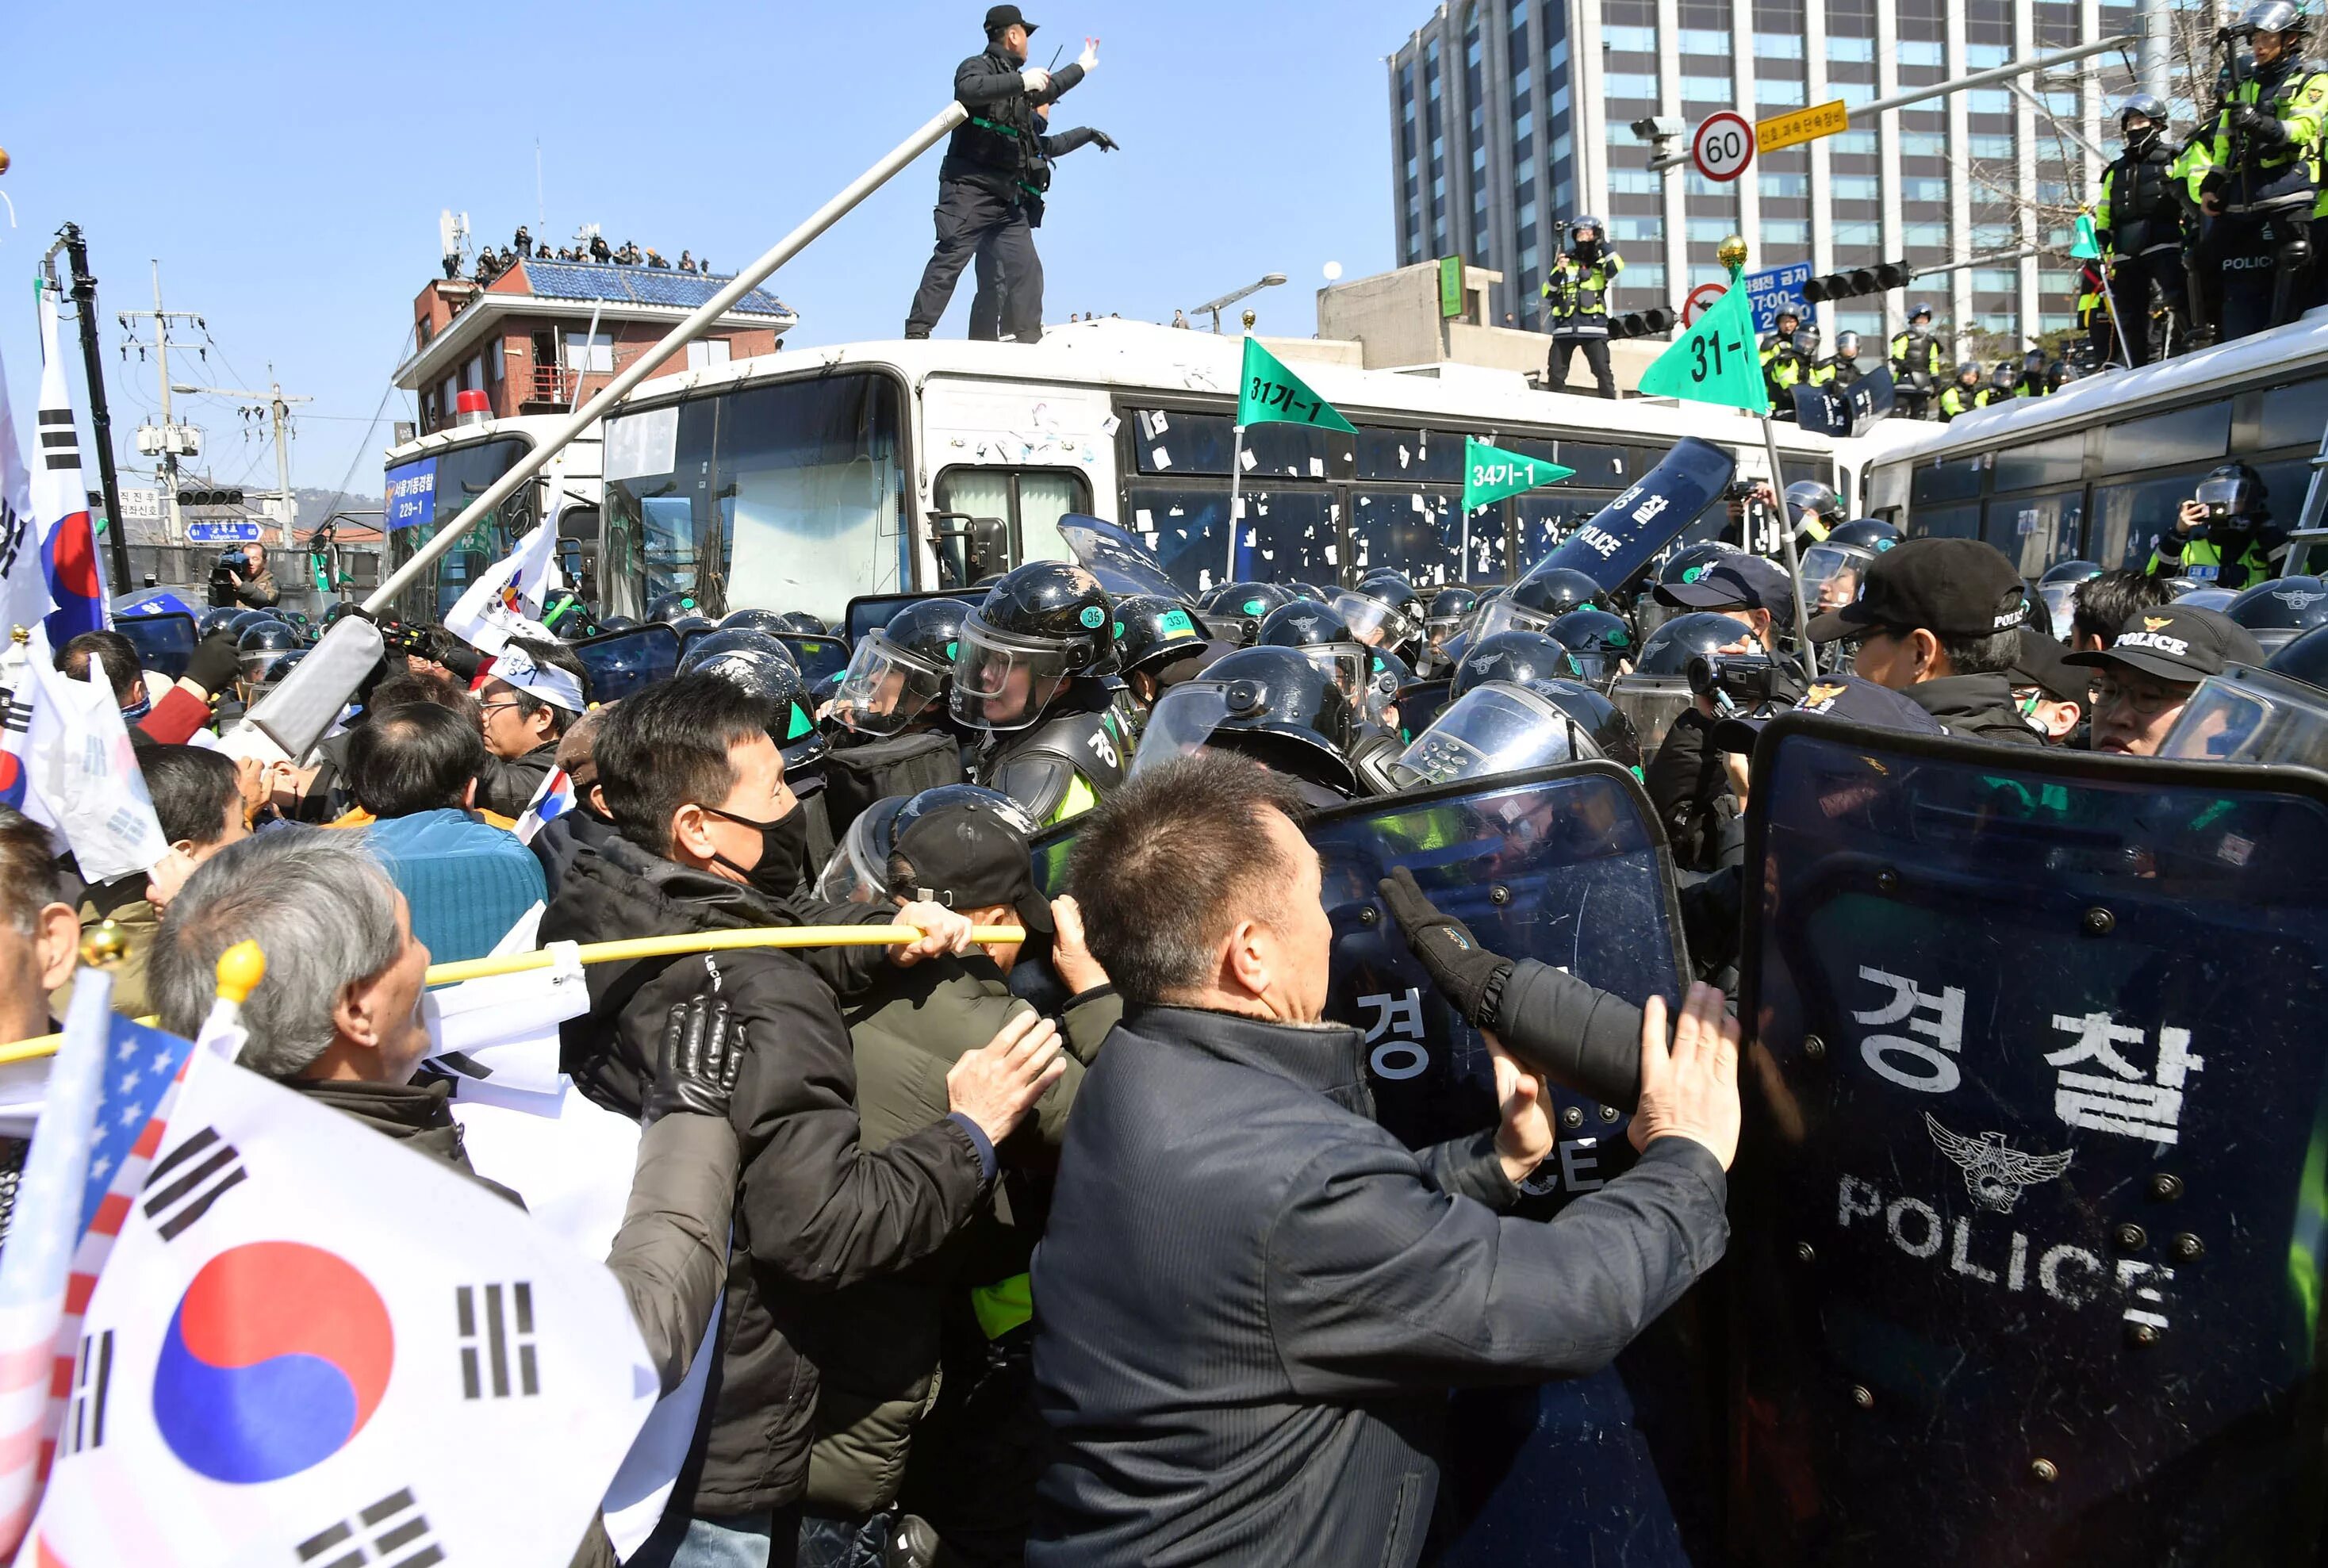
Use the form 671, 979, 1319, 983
149, 827, 746, 1411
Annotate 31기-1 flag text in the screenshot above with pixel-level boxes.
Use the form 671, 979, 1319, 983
1235, 338, 1356, 434
1636, 281, 1770, 416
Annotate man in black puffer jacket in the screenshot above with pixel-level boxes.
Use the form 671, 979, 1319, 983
544, 675, 1068, 1566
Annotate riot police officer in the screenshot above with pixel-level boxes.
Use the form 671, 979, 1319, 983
824, 596, 976, 834
2096, 93, 2188, 366
1137, 645, 1362, 806
1889, 302, 1946, 417
1762, 329, 1824, 416
2184, 0, 2328, 339
950, 560, 1130, 824
1938, 361, 1986, 421
2152, 461, 2291, 587
1543, 216, 1624, 398
903, 6, 1100, 343
1759, 305, 1802, 357
1828, 330, 1869, 387
1799, 517, 1903, 615
1983, 359, 2019, 406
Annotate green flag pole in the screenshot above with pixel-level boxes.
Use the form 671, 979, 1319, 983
2076, 210, 2138, 369
1751, 390, 1820, 678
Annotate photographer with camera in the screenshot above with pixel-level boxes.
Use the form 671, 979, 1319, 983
2151, 460, 2289, 588
208, 541, 281, 611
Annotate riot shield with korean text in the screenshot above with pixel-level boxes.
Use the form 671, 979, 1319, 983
1521, 435, 1735, 593
1734, 712, 2328, 1566
1032, 762, 1720, 1564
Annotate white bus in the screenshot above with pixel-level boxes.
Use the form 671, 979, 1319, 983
381, 414, 606, 623
585, 318, 1854, 623
1850, 314, 2328, 580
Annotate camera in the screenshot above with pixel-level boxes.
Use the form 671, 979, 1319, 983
206, 547, 246, 608
1687, 654, 1786, 714
1723, 478, 1760, 502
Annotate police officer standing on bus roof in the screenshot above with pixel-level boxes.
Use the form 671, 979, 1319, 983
904, 6, 1099, 345
1543, 217, 1624, 398
1889, 302, 1945, 419
2097, 94, 2190, 366
2184, 0, 2328, 339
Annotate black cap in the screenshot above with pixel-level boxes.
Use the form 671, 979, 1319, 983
2008, 627, 2087, 706
1711, 674, 1947, 753
1652, 554, 1793, 616
2063, 603, 2265, 684
892, 797, 1055, 936
984, 3, 1037, 32
1806, 537, 2029, 642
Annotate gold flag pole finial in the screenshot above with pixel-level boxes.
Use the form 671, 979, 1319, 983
79, 918, 131, 970
214, 939, 267, 1005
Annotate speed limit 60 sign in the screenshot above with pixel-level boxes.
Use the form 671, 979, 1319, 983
1692, 112, 1755, 182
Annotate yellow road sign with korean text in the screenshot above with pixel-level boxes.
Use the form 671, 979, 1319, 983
1757, 99, 1849, 154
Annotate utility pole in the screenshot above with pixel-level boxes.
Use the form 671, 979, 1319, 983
36, 224, 132, 594
168, 369, 313, 547
115, 262, 209, 547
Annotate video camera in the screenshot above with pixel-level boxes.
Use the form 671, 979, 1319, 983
1687, 653, 1789, 715
206, 546, 247, 608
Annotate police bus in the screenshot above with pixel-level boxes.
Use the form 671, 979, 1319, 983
1848, 313, 2328, 579
569, 318, 1852, 623
380, 414, 605, 623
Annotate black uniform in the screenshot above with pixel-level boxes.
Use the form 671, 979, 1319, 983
905, 45, 1087, 343
968, 125, 1107, 341
2096, 140, 2188, 367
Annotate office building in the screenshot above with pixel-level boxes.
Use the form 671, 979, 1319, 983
1389, 0, 2148, 358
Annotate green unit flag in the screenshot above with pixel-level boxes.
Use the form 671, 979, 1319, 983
1636, 282, 1770, 415
1462, 437, 1575, 513
1236, 336, 1358, 433
2071, 213, 2101, 260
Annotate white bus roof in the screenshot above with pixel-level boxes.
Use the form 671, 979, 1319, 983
384, 412, 604, 471
607, 316, 1847, 461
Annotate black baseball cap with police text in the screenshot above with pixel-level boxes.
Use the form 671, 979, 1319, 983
1652, 554, 1793, 618
985, 4, 1037, 33
1806, 537, 2029, 643
2063, 603, 2265, 684
890, 790, 1055, 936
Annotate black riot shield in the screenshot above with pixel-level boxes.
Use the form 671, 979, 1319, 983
1033, 762, 1720, 1565
1793, 383, 1851, 436
777, 632, 851, 688
1735, 711, 2328, 1566
1520, 436, 1736, 593
1846, 363, 1897, 435
571, 624, 681, 703
842, 589, 984, 643
114, 611, 198, 681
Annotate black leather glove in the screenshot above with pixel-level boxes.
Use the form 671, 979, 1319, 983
2231, 103, 2285, 142
1091, 129, 1119, 151
183, 629, 241, 697
644, 990, 742, 1124
1377, 866, 1513, 1028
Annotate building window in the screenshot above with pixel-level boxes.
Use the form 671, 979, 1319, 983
1625, 263, 1667, 293
1761, 172, 1808, 199
1834, 131, 1877, 155
1835, 80, 1876, 106
1765, 219, 1811, 247
1833, 174, 1880, 201
1548, 36, 1567, 70
1835, 310, 1885, 337
566, 332, 613, 372
2040, 270, 2077, 293
1966, 43, 2011, 68
1678, 27, 1728, 53
1973, 224, 2015, 249
1901, 131, 1948, 158
1681, 75, 1730, 103
1902, 178, 1950, 202
1899, 40, 1943, 67
1609, 169, 1663, 194
2039, 314, 2076, 332
1967, 90, 2011, 114
1968, 133, 2015, 159
1604, 23, 1658, 52
1550, 132, 1572, 162
1970, 269, 2019, 291
1587, 76, 1639, 104
1903, 221, 1949, 248
1687, 217, 1735, 243
686, 339, 732, 370
1833, 220, 1881, 247
1513, 63, 1532, 97
1829, 36, 1875, 61
1755, 32, 1805, 58
1613, 216, 1662, 241
1757, 79, 1808, 106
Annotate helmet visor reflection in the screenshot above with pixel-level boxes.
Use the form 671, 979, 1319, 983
834, 631, 947, 737
949, 613, 1075, 730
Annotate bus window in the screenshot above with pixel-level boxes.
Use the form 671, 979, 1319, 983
2088, 467, 2207, 569
1911, 456, 1985, 507
1123, 482, 1338, 596
2099, 401, 2231, 473
1556, 441, 1655, 488
1990, 433, 2082, 493
2249, 375, 2328, 450
1356, 427, 1462, 483
1352, 487, 1467, 585
934, 468, 1095, 567
603, 399, 715, 619
1866, 459, 1910, 518
1238, 489, 1338, 585
384, 435, 529, 623
1245, 421, 1352, 480
1133, 409, 1236, 475
1981, 489, 2084, 577
1914, 502, 1981, 541
716, 374, 908, 617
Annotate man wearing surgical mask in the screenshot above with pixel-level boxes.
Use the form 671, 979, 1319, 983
543, 673, 1072, 1558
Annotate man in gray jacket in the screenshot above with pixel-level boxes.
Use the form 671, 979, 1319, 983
1028, 753, 1739, 1566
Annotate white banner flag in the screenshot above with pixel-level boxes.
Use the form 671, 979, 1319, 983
23, 1052, 658, 1568
13, 626, 167, 880
443, 523, 564, 661
0, 322, 56, 639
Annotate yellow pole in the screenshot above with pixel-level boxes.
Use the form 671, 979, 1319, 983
0, 924, 1026, 1066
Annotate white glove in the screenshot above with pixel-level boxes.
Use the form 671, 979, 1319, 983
1021, 66, 1051, 93
1077, 37, 1099, 71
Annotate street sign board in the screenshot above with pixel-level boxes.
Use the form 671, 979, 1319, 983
1757, 98, 1850, 154
119, 487, 161, 523
1691, 112, 1755, 182
1743, 262, 1813, 333
186, 520, 262, 544
1681, 282, 1729, 326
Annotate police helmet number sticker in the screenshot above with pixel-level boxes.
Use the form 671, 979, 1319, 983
1080, 606, 1106, 628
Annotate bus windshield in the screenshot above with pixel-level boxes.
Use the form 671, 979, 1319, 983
600, 370, 908, 621
383, 436, 531, 623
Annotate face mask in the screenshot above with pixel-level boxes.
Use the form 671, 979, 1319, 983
1574, 238, 1600, 259
708, 803, 809, 902
121, 694, 151, 724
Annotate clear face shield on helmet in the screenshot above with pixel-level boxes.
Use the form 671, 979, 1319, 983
833, 630, 949, 737
1292, 642, 1368, 705
2038, 581, 2084, 634
1126, 680, 1239, 779
2157, 667, 2328, 769
1387, 681, 1589, 790
238, 647, 298, 702
1563, 645, 1628, 688
1329, 590, 1421, 652
813, 798, 907, 905
1607, 673, 1697, 756
1798, 541, 1874, 615
2194, 474, 2257, 524
1469, 594, 1557, 643
949, 611, 1076, 731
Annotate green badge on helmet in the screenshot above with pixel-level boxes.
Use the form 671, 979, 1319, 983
1242, 598, 1267, 615
1609, 628, 1632, 646
1160, 609, 1196, 637
1681, 566, 1705, 583
1080, 605, 1106, 629
1113, 620, 1126, 639
945, 641, 958, 660
785, 704, 814, 741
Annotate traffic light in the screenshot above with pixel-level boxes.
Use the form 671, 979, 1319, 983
1609, 306, 1678, 340
179, 487, 246, 508
1801, 259, 1914, 304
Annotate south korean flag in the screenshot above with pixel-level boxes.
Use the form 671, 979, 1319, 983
24, 1051, 658, 1566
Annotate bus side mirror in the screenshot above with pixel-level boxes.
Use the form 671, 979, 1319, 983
930, 512, 1013, 588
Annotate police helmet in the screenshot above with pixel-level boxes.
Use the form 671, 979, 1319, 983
718, 608, 795, 637
1990, 360, 2019, 389
1791, 328, 1821, 358
830, 596, 966, 737
951, 561, 1117, 731
1448, 631, 1581, 701
228, 608, 285, 638
1955, 359, 1982, 382
1136, 646, 1360, 796
1659, 540, 1743, 588
2172, 583, 2239, 610
1910, 301, 1935, 320
1114, 594, 1209, 677
1609, 611, 1757, 753
668, 614, 716, 638
1835, 331, 1862, 357
1199, 581, 1298, 646
1548, 607, 1636, 688
678, 639, 823, 765
2195, 461, 2269, 523
597, 614, 641, 633
1328, 582, 1426, 658
773, 611, 829, 635
2227, 575, 2328, 654
2268, 619, 2328, 692
2048, 362, 2080, 389
1472, 566, 1601, 642
2022, 349, 2049, 374
813, 784, 1041, 907
195, 607, 241, 640
2034, 558, 2105, 635
1424, 585, 1481, 639
2120, 92, 2168, 125
320, 602, 363, 630
1784, 478, 1848, 528
1525, 677, 1641, 770
1259, 601, 1370, 702
1388, 677, 1611, 791
2241, 0, 2304, 37
1570, 214, 1605, 236
646, 590, 708, 625
680, 628, 800, 673
1801, 522, 1900, 615
246, 647, 305, 702
236, 620, 304, 691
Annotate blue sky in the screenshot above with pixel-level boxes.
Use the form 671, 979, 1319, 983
2, 0, 1429, 499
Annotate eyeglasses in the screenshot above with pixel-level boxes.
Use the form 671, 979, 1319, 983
2091, 675, 2189, 719
476, 700, 525, 717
